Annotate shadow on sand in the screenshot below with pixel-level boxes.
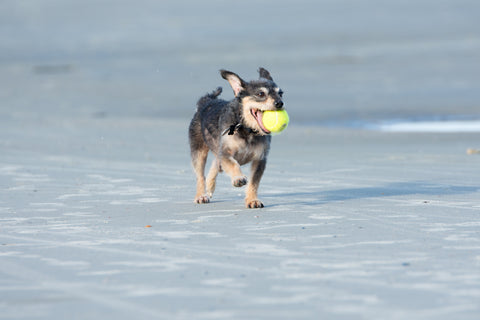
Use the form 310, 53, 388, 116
263, 181, 479, 207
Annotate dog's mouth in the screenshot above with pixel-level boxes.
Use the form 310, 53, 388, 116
250, 109, 271, 134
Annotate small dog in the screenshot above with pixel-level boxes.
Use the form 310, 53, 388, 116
188, 67, 285, 208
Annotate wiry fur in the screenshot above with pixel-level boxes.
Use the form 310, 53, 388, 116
188, 67, 285, 208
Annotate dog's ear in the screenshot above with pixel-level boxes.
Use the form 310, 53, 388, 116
220, 70, 246, 97
258, 67, 273, 81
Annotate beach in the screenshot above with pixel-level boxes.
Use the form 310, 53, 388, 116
1, 1, 480, 319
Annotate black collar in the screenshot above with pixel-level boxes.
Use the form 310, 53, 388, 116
222, 123, 259, 136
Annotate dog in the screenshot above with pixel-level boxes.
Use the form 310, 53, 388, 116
188, 67, 284, 208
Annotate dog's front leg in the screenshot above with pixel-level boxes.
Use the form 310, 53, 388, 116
220, 156, 247, 187
245, 159, 266, 208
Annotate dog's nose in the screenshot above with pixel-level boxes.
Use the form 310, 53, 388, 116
275, 100, 284, 109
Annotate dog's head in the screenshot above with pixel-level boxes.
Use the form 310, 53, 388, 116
220, 68, 284, 135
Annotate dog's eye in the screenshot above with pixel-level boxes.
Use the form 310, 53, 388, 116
278, 90, 284, 97
256, 91, 266, 98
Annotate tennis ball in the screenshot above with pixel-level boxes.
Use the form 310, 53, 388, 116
262, 110, 289, 134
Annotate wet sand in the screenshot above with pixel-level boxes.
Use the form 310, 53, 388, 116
1, 1, 480, 319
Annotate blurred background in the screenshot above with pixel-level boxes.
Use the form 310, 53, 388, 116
1, 0, 480, 126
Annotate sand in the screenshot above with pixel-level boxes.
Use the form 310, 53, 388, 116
1, 1, 480, 319
1, 117, 479, 319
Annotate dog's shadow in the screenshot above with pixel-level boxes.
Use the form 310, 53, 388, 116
263, 181, 479, 207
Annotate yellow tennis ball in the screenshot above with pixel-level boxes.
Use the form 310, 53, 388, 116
262, 110, 289, 134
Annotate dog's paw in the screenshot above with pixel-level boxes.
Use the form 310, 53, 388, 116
246, 199, 264, 209
194, 195, 210, 204
232, 176, 248, 187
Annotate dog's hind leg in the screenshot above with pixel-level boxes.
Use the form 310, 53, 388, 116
189, 115, 211, 204
191, 146, 210, 203
206, 157, 220, 198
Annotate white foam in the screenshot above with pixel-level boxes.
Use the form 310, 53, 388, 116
377, 120, 480, 132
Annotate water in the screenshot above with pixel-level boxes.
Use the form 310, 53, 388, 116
1, 0, 480, 126
375, 120, 480, 132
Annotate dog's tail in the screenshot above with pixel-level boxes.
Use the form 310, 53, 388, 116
196, 87, 222, 110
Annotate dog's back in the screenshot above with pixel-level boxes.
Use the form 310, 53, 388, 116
196, 87, 222, 112
190, 87, 229, 151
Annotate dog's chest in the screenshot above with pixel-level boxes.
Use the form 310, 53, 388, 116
221, 135, 267, 165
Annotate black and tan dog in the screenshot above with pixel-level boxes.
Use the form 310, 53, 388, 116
188, 68, 284, 208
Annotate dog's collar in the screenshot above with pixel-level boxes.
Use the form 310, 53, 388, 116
222, 123, 259, 136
